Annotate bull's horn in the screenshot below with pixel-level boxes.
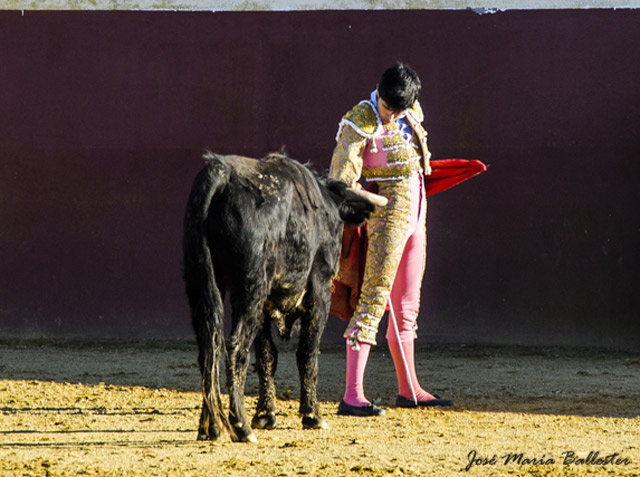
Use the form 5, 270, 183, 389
349, 188, 388, 207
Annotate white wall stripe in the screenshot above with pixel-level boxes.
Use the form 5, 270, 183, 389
2, 0, 639, 11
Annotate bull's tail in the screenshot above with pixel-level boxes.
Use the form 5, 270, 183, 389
183, 153, 230, 439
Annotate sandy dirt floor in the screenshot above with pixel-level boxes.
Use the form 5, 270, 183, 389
1, 338, 639, 476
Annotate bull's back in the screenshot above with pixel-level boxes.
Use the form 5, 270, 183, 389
204, 154, 333, 300
207, 157, 293, 248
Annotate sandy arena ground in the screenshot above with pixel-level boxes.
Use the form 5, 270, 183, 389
0, 338, 639, 476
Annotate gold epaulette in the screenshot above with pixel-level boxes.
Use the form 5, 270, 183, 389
336, 101, 382, 140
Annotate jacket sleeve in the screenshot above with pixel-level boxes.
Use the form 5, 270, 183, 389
329, 124, 367, 188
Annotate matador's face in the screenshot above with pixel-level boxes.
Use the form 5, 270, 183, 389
376, 90, 402, 124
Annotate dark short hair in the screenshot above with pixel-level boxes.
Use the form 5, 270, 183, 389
378, 62, 421, 112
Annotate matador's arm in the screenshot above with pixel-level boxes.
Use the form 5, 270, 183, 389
329, 125, 367, 189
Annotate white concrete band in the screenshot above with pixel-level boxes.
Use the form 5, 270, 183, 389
2, 0, 639, 11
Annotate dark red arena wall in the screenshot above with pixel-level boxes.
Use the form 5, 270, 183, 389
1, 9, 639, 349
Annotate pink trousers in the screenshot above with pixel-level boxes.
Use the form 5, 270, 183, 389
385, 172, 427, 343
343, 172, 429, 406
344, 171, 427, 346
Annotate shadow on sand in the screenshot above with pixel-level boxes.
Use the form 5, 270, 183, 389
1, 338, 639, 419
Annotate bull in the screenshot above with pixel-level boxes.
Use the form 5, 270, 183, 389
182, 151, 384, 442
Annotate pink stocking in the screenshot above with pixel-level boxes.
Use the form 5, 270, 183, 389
388, 339, 436, 401
343, 342, 372, 406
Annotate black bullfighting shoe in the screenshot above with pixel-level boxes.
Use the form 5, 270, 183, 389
337, 400, 386, 417
395, 394, 454, 408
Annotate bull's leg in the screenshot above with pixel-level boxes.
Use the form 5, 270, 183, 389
225, 294, 264, 443
197, 397, 220, 440
297, 284, 331, 430
251, 318, 278, 430
197, 399, 209, 439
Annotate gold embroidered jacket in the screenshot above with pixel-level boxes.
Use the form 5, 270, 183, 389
330, 99, 431, 186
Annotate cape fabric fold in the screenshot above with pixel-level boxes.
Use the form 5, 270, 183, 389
330, 223, 368, 321
422, 159, 487, 197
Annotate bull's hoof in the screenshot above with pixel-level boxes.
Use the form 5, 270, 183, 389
233, 430, 258, 443
302, 414, 329, 430
197, 427, 220, 441
231, 423, 258, 443
251, 412, 277, 430
244, 432, 258, 443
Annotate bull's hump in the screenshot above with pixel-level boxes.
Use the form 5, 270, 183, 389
222, 154, 283, 181
220, 154, 259, 170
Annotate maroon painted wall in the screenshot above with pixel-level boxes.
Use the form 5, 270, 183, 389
1, 10, 638, 350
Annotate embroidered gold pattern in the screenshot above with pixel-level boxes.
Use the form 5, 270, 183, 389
361, 159, 421, 181
337, 101, 380, 139
381, 135, 405, 152
387, 147, 421, 166
329, 126, 367, 187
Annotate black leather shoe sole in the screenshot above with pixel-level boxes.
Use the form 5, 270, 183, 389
337, 400, 385, 416
395, 394, 454, 408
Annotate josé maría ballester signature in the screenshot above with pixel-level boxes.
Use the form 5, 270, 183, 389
465, 449, 632, 471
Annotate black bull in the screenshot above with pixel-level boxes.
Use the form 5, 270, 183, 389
182, 152, 380, 442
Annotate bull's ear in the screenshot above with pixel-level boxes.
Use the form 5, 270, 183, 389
347, 188, 388, 207
338, 200, 373, 225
